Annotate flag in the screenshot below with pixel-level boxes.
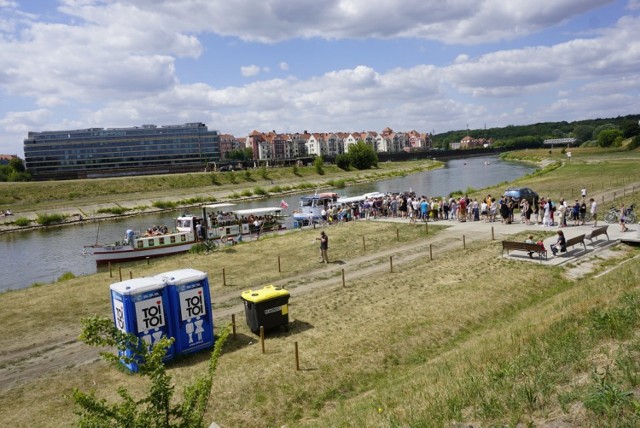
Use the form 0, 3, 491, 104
280, 199, 289, 209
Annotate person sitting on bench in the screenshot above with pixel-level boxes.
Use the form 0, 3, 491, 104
550, 230, 566, 256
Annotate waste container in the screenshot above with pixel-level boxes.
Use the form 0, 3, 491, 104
110, 277, 174, 372
157, 268, 214, 356
241, 285, 290, 334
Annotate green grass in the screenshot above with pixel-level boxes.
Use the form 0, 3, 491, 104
35, 213, 66, 225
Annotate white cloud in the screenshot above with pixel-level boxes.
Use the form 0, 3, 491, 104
0, 109, 52, 133
279, 62, 289, 71
240, 65, 261, 77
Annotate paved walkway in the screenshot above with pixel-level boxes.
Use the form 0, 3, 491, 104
370, 215, 640, 266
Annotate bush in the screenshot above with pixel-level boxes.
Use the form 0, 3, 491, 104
152, 201, 178, 209
57, 272, 76, 282
96, 207, 128, 215
210, 173, 222, 185
253, 187, 268, 196
244, 170, 255, 181
36, 213, 66, 225
14, 217, 31, 227
335, 154, 351, 170
258, 165, 269, 179
240, 189, 253, 197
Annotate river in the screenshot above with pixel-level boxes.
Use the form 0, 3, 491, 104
0, 155, 535, 291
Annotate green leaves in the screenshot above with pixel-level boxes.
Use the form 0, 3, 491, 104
71, 316, 231, 427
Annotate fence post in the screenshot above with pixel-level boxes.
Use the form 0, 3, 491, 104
491, 226, 495, 240
118, 267, 122, 282
463, 235, 466, 249
231, 314, 236, 339
342, 269, 345, 287
294, 341, 300, 371
222, 268, 226, 286
129, 271, 133, 279
429, 244, 433, 261
389, 256, 393, 273
396, 227, 399, 242
362, 236, 366, 251
109, 262, 112, 278
278, 255, 281, 273
260, 326, 265, 354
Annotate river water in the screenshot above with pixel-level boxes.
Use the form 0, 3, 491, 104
0, 155, 534, 291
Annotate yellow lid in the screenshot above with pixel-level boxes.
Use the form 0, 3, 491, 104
241, 285, 289, 303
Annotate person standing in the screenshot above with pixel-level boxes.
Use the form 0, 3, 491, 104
316, 231, 329, 263
620, 203, 629, 232
590, 198, 598, 227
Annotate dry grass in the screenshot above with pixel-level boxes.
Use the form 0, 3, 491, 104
2, 151, 640, 427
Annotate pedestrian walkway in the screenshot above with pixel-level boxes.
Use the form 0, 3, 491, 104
370, 216, 639, 266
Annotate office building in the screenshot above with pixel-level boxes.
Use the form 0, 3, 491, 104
24, 122, 220, 179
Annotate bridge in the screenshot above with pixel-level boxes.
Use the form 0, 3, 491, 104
543, 138, 576, 146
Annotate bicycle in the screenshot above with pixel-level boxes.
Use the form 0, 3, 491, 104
604, 204, 637, 224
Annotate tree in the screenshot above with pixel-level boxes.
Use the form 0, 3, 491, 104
597, 129, 623, 147
347, 141, 378, 170
226, 148, 253, 161
70, 316, 230, 427
335, 154, 351, 170
573, 124, 594, 144
313, 156, 325, 175
9, 157, 25, 172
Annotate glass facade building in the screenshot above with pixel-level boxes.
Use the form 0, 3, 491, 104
24, 122, 220, 179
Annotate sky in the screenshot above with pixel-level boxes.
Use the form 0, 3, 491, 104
1, 0, 639, 158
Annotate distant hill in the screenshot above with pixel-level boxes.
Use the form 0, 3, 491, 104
431, 114, 640, 150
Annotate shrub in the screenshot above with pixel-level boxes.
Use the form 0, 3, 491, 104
152, 201, 178, 209
253, 187, 268, 196
244, 170, 255, 181
227, 171, 238, 184
210, 173, 221, 185
258, 165, 269, 180
36, 213, 67, 225
269, 185, 283, 193
335, 154, 351, 170
96, 207, 128, 215
14, 217, 31, 227
57, 272, 76, 282
240, 189, 253, 197
292, 164, 302, 176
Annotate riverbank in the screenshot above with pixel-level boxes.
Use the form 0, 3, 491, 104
0, 160, 441, 234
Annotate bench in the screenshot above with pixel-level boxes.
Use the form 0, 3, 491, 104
586, 225, 609, 244
564, 234, 586, 251
502, 241, 547, 261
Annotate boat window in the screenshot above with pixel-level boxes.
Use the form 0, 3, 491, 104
148, 239, 154, 247
137, 241, 143, 249
170, 236, 176, 243
301, 199, 313, 207
180, 234, 186, 242
159, 237, 165, 245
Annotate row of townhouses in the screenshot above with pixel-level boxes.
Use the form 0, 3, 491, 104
223, 128, 432, 161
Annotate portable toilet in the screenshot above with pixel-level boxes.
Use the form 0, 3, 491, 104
109, 276, 174, 372
157, 269, 215, 356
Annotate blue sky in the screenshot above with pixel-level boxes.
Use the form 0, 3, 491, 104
1, 0, 639, 157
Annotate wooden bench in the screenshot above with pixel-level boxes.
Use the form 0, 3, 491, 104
564, 234, 586, 251
586, 225, 609, 244
502, 241, 547, 261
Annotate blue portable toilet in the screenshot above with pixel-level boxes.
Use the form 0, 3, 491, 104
157, 268, 215, 356
110, 276, 175, 372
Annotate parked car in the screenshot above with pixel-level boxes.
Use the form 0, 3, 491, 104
503, 187, 539, 205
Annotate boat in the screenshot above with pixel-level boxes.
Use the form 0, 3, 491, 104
292, 192, 338, 227
84, 203, 285, 264
336, 191, 386, 205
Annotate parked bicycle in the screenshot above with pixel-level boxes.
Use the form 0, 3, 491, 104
604, 203, 637, 224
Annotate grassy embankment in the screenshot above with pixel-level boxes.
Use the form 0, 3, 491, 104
0, 160, 438, 227
1, 149, 640, 426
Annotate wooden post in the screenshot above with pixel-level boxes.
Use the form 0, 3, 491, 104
613, 191, 616, 201
231, 314, 237, 339
425, 221, 428, 234
278, 255, 281, 273
389, 256, 393, 273
222, 268, 226, 286
491, 226, 495, 241
429, 244, 433, 261
362, 236, 366, 251
463, 235, 466, 249
129, 270, 133, 279
109, 262, 112, 278
295, 341, 300, 371
602, 195, 605, 204
118, 267, 122, 282
342, 269, 345, 288
396, 227, 399, 242
260, 326, 265, 354
146, 257, 150, 265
